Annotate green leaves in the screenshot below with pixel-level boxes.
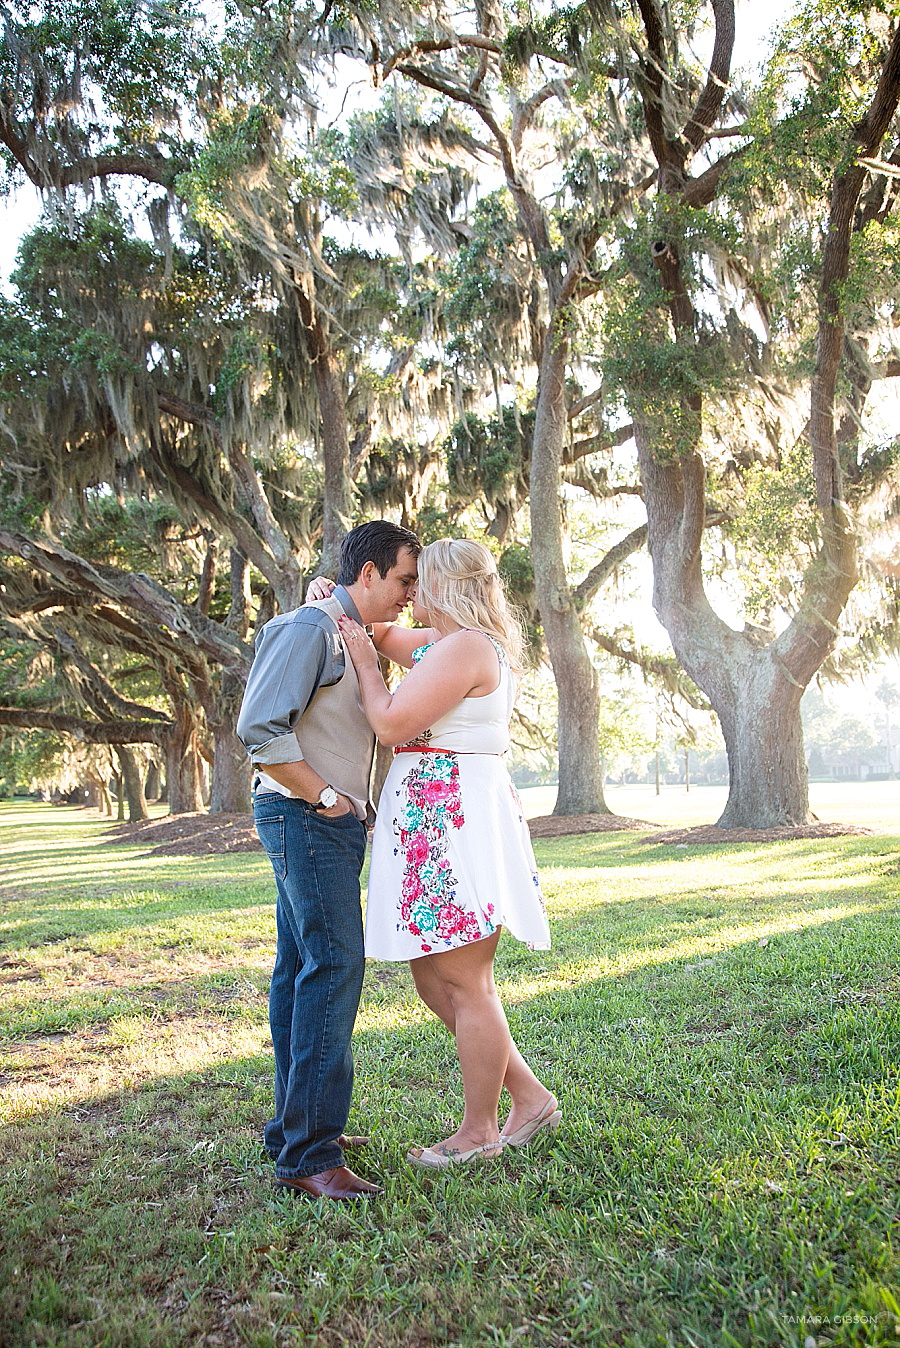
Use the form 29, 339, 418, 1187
728, 444, 819, 619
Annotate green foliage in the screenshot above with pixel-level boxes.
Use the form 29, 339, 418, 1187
443, 192, 531, 370
0, 731, 67, 797
175, 104, 275, 237
0, 0, 211, 186
498, 543, 535, 602
841, 217, 900, 324
728, 444, 819, 619
65, 497, 197, 581
177, 108, 357, 241
446, 407, 532, 504
596, 692, 653, 769
504, 6, 594, 72
13, 204, 160, 314
601, 203, 746, 458
0, 487, 44, 532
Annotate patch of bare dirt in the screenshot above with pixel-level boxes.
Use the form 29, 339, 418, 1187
525, 812, 651, 838
106, 809, 653, 855
104, 809, 871, 854
645, 821, 873, 846
105, 813, 261, 856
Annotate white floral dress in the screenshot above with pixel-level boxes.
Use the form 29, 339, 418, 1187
364, 634, 551, 960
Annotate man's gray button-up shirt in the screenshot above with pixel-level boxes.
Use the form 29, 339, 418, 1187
236, 586, 364, 766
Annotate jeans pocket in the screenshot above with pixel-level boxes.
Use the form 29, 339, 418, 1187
255, 814, 287, 881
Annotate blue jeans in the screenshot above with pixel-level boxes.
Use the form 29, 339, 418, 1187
253, 790, 368, 1179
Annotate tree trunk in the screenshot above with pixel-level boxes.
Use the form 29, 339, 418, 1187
114, 745, 150, 821
715, 656, 808, 828
529, 321, 609, 815
85, 771, 113, 815
635, 431, 814, 827
208, 547, 253, 814
145, 759, 160, 800
372, 740, 393, 811
295, 279, 354, 575
162, 705, 204, 815
209, 672, 251, 813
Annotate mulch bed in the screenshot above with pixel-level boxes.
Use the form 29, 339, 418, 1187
525, 812, 652, 838
105, 813, 261, 857
644, 821, 873, 846
106, 809, 653, 856
104, 811, 873, 856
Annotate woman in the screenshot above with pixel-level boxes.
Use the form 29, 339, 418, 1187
337, 539, 559, 1169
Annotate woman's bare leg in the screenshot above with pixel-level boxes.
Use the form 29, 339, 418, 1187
415, 932, 507, 1151
410, 949, 555, 1137
410, 956, 456, 1031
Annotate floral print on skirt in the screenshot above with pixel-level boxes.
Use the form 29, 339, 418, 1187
365, 750, 551, 962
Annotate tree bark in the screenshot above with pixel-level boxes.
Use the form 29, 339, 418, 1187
208, 672, 251, 813
113, 771, 125, 821
162, 704, 204, 815
114, 745, 150, 823
635, 426, 814, 827
207, 548, 253, 814
715, 655, 807, 828
530, 322, 609, 815
295, 278, 354, 575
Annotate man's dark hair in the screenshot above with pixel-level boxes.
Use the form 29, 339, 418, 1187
337, 520, 421, 586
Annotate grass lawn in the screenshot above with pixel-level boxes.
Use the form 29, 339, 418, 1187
1, 800, 899, 1347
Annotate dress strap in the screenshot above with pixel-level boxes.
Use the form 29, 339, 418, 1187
460, 629, 507, 663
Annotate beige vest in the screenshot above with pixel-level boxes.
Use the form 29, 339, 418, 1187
292, 596, 375, 821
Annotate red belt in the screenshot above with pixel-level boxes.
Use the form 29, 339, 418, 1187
394, 745, 454, 755
394, 746, 499, 756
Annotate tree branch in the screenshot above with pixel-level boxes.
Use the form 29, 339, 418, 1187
681, 0, 735, 153
681, 145, 746, 207
870, 357, 900, 379
0, 529, 252, 675
0, 708, 169, 742
48, 628, 169, 723
382, 34, 502, 80
0, 103, 176, 190
574, 526, 649, 608
588, 629, 709, 708
566, 424, 635, 460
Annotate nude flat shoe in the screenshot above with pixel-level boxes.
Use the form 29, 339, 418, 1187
499, 1096, 561, 1147
407, 1141, 505, 1170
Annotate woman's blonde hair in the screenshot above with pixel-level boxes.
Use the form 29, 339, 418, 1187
417, 539, 525, 674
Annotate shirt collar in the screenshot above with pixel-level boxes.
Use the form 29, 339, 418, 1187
333, 585, 364, 627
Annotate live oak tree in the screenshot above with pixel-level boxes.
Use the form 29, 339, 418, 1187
0, 3, 523, 813
0, 497, 254, 814
338, 0, 900, 826
0, 2, 437, 808
604, 0, 900, 826
0, 0, 455, 583
332, 4, 724, 815
6, 0, 900, 830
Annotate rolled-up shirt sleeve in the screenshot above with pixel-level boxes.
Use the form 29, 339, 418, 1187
236, 616, 332, 765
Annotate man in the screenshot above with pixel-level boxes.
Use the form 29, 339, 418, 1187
236, 520, 420, 1200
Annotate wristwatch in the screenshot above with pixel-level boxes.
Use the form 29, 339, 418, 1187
311, 785, 338, 810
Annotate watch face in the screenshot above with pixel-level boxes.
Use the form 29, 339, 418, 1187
319, 786, 338, 808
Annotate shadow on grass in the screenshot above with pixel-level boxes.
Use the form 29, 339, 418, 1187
2, 909, 900, 1347
4, 889, 899, 1046
533, 830, 900, 870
